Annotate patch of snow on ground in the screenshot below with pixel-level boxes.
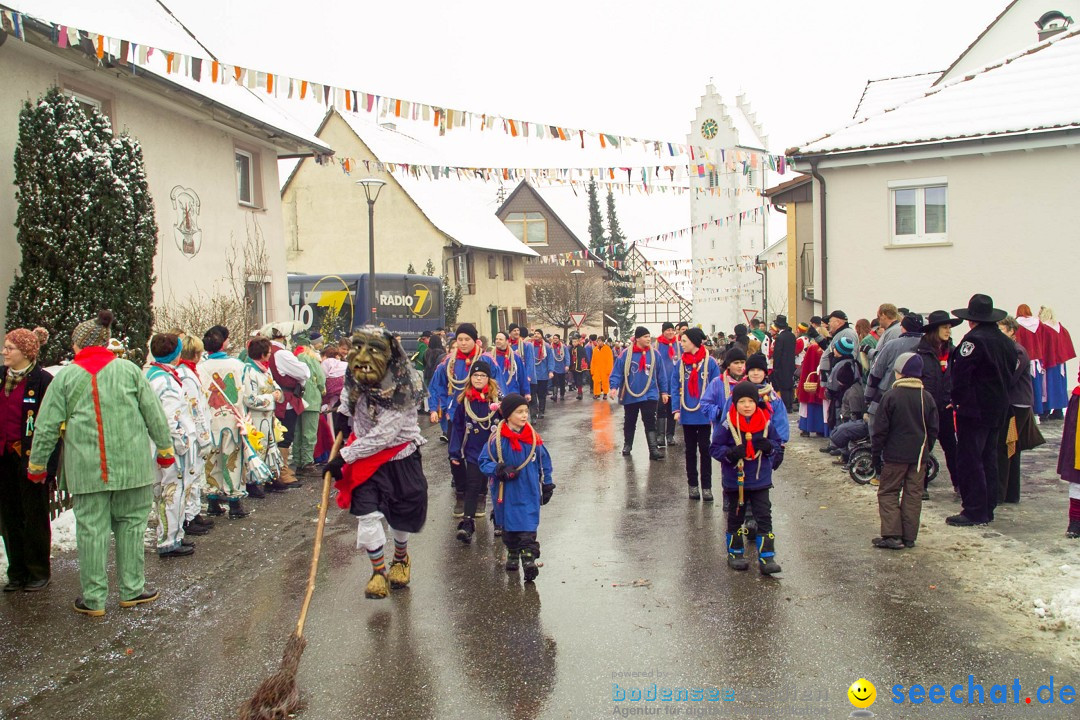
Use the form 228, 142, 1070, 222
51, 509, 78, 554
1051, 588, 1080, 628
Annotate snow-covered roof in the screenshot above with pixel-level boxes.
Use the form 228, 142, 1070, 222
8, 0, 329, 155
532, 185, 690, 252
851, 72, 941, 120
323, 112, 533, 256
393, 175, 538, 257
794, 29, 1080, 156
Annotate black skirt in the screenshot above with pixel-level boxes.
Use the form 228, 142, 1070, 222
349, 449, 429, 532
1057, 395, 1080, 484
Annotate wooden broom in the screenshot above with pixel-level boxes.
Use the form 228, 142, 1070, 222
237, 432, 344, 720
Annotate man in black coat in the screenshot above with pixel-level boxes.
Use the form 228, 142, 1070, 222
947, 294, 1018, 527
770, 315, 797, 412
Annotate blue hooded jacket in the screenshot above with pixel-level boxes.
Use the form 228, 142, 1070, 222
478, 426, 553, 532
609, 346, 669, 404
670, 355, 722, 425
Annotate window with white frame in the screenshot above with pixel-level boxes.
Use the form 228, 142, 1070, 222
245, 278, 270, 326
503, 212, 548, 245
235, 149, 257, 207
889, 178, 947, 245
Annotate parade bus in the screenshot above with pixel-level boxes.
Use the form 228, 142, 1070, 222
287, 273, 443, 352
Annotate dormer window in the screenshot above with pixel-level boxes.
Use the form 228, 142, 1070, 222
1036, 11, 1072, 41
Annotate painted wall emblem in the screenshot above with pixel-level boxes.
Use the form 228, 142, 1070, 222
170, 186, 202, 258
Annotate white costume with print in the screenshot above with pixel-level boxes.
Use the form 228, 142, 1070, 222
241, 360, 284, 481
177, 363, 213, 522
146, 364, 197, 552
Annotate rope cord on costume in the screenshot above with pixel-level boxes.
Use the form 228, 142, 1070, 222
446, 346, 482, 392
493, 420, 538, 472
679, 359, 709, 412
621, 348, 657, 400
728, 413, 764, 507
464, 397, 496, 429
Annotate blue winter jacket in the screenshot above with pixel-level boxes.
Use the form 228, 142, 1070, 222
428, 351, 479, 421
716, 383, 791, 444
486, 350, 530, 397
549, 343, 570, 374
508, 340, 536, 384
478, 429, 553, 532
699, 373, 742, 423
710, 412, 784, 491
530, 342, 554, 381
609, 347, 669, 405
448, 396, 500, 465
669, 356, 722, 426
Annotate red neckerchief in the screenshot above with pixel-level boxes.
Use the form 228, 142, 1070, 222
151, 362, 183, 386
179, 359, 199, 375
496, 347, 511, 370
292, 345, 307, 357
631, 344, 648, 371
455, 349, 476, 364
501, 421, 541, 452
465, 386, 488, 403
938, 348, 949, 373
532, 339, 545, 359
681, 346, 708, 398
657, 335, 677, 359
728, 404, 772, 460
551, 340, 562, 350
72, 346, 115, 376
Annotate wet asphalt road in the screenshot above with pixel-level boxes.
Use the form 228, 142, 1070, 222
0, 397, 1076, 719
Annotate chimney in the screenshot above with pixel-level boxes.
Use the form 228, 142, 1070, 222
1036, 11, 1072, 41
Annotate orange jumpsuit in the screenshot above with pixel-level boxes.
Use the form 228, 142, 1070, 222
591, 344, 614, 397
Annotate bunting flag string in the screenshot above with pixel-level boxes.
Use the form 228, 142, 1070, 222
0, 3, 792, 172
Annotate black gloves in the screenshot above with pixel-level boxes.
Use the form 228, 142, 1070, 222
872, 453, 883, 476
541, 482, 556, 505
755, 438, 774, 456
724, 445, 745, 464
325, 455, 346, 481
494, 462, 517, 481
771, 446, 785, 470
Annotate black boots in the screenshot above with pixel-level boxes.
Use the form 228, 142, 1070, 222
246, 482, 266, 499
183, 519, 210, 536
456, 517, 474, 544
505, 548, 520, 572
1067, 519, 1080, 539
646, 431, 664, 461
656, 417, 667, 448
521, 550, 539, 582
453, 492, 465, 517
622, 443, 633, 456
757, 533, 781, 574
206, 497, 225, 516
726, 529, 749, 570
228, 498, 249, 518
688, 485, 701, 500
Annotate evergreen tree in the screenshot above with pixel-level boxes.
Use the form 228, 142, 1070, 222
587, 177, 605, 254
7, 88, 158, 365
406, 262, 416, 274
606, 189, 636, 340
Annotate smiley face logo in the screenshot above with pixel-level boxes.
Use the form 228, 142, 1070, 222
848, 678, 876, 709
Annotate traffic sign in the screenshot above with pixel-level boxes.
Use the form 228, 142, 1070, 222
569, 312, 587, 328
742, 308, 759, 325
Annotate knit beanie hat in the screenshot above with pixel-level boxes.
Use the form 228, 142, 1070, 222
746, 353, 769, 372
731, 380, 759, 405
684, 327, 706, 348
661, 322, 675, 332
835, 334, 856, 357
797, 322, 809, 332
901, 314, 925, 333
894, 352, 923, 377
455, 323, 478, 341
5, 327, 49, 362
72, 310, 114, 349
724, 346, 748, 366
734, 324, 748, 338
500, 393, 529, 418
469, 358, 493, 378
634, 326, 650, 339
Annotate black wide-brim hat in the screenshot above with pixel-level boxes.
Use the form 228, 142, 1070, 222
922, 309, 963, 331
953, 294, 1006, 323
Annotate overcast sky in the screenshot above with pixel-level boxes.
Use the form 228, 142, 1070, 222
168, 0, 1003, 152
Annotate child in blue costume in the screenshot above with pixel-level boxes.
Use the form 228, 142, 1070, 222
711, 381, 784, 575
529, 329, 554, 419
478, 393, 555, 582
448, 359, 501, 543
486, 331, 530, 398
609, 326, 669, 461
670, 328, 722, 501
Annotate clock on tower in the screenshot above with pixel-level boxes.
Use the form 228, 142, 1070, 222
701, 118, 718, 140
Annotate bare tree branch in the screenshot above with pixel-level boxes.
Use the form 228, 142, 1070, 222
527, 275, 608, 337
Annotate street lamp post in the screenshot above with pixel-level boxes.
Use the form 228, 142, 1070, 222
356, 178, 387, 325
570, 269, 584, 311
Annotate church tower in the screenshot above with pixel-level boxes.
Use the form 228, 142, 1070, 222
687, 84, 774, 336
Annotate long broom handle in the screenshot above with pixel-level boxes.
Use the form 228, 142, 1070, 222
295, 431, 344, 638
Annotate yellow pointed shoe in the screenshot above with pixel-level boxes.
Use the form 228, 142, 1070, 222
387, 554, 411, 589
365, 571, 389, 599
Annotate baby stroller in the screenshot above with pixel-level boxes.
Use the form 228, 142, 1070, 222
846, 437, 939, 485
